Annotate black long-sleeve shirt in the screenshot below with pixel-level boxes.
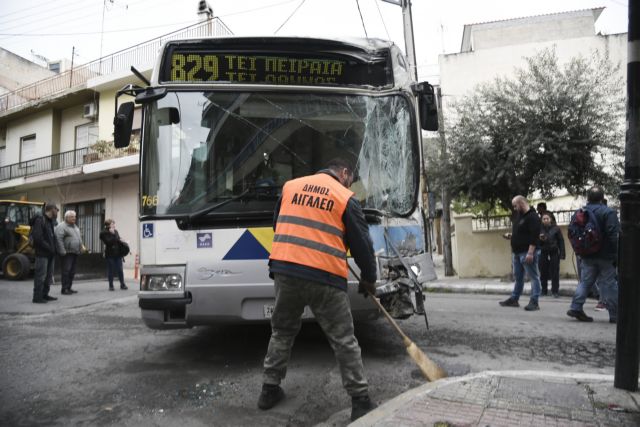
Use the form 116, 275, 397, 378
510, 207, 541, 254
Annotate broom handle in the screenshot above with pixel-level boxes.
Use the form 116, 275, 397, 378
348, 265, 409, 341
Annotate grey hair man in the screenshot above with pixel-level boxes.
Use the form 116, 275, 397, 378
55, 210, 85, 295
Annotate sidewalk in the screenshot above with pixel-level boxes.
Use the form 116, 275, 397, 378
347, 371, 640, 426
339, 255, 638, 426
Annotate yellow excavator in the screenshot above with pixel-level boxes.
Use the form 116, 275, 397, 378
0, 199, 44, 280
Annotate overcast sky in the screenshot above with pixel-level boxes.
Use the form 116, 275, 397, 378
0, 0, 629, 81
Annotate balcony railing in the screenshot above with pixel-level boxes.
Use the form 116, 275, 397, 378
0, 18, 232, 114
0, 144, 139, 182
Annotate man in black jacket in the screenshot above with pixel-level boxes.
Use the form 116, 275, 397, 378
500, 195, 542, 311
31, 204, 59, 303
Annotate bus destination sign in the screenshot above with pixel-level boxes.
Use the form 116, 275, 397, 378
161, 49, 390, 87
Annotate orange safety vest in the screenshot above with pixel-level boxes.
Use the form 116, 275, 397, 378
270, 173, 354, 279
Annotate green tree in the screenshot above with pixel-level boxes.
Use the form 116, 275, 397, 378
445, 47, 625, 211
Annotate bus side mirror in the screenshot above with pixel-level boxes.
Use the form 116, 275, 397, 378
114, 102, 135, 148
414, 82, 438, 131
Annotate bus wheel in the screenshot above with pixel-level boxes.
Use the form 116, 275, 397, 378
2, 253, 31, 280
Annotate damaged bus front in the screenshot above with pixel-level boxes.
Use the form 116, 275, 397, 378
113, 37, 438, 329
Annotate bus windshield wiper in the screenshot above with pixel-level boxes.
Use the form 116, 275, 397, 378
188, 188, 252, 222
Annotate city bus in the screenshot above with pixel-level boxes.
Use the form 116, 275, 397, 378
113, 36, 438, 329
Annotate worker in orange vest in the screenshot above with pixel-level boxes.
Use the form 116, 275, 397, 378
258, 158, 378, 422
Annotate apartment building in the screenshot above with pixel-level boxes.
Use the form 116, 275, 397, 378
437, 7, 627, 277
0, 19, 232, 264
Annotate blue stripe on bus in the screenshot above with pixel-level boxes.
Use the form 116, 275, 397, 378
223, 229, 271, 260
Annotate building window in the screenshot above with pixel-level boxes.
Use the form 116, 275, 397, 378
20, 134, 37, 163
76, 123, 99, 150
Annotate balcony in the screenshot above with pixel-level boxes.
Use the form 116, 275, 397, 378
0, 142, 139, 182
0, 18, 232, 115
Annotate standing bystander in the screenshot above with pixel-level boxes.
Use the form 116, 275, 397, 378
567, 186, 619, 323
55, 210, 86, 295
31, 204, 59, 303
539, 213, 565, 297
99, 219, 128, 291
500, 195, 542, 311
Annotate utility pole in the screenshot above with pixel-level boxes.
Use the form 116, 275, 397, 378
615, 0, 640, 392
437, 87, 454, 276
381, 0, 418, 80
69, 46, 75, 88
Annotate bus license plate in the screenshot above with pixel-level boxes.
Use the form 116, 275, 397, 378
263, 305, 313, 319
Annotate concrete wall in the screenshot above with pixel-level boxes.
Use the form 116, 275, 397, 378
0, 48, 55, 93
4, 109, 54, 163
452, 214, 578, 278
12, 172, 139, 270
440, 33, 626, 108
98, 89, 117, 142
60, 105, 96, 152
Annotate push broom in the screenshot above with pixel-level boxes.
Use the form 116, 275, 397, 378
349, 265, 447, 382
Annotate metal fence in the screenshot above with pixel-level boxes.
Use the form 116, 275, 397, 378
0, 18, 232, 114
471, 210, 579, 231
0, 145, 139, 182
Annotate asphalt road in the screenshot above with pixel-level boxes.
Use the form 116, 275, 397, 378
0, 278, 615, 426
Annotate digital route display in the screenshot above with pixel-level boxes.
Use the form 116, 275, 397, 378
160, 47, 392, 88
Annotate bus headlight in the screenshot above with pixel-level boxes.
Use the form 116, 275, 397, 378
141, 274, 183, 291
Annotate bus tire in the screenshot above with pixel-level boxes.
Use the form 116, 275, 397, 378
2, 253, 31, 281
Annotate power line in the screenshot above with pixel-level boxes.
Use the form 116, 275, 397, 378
375, 0, 390, 40
0, 20, 198, 37
0, 0, 104, 27
0, 0, 92, 21
0, 1, 103, 33
273, 0, 306, 35
355, 0, 368, 38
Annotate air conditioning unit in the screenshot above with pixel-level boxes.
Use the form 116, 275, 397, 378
83, 103, 97, 119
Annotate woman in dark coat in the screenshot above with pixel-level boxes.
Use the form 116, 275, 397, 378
538, 213, 565, 297
99, 219, 128, 291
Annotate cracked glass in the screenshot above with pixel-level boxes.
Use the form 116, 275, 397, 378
141, 91, 417, 218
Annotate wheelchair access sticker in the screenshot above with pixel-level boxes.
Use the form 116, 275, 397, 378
142, 223, 154, 239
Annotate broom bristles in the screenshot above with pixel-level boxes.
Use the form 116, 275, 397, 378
404, 338, 447, 381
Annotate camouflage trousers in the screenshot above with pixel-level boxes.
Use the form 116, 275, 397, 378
262, 273, 368, 397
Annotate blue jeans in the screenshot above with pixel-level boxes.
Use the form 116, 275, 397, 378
570, 258, 618, 320
33, 255, 54, 300
511, 250, 541, 302
106, 257, 125, 288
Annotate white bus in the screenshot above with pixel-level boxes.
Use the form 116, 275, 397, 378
113, 36, 438, 329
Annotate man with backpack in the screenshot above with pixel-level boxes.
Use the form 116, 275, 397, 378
567, 186, 619, 323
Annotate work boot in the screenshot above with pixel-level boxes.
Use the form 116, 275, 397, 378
257, 384, 284, 410
44, 295, 58, 301
351, 395, 377, 421
567, 310, 593, 322
499, 297, 519, 307
524, 299, 539, 311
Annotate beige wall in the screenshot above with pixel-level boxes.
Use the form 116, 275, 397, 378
60, 105, 96, 152
452, 214, 578, 278
13, 172, 139, 268
98, 89, 117, 142
5, 109, 54, 163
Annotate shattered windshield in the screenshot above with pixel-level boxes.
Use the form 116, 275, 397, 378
141, 91, 417, 219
